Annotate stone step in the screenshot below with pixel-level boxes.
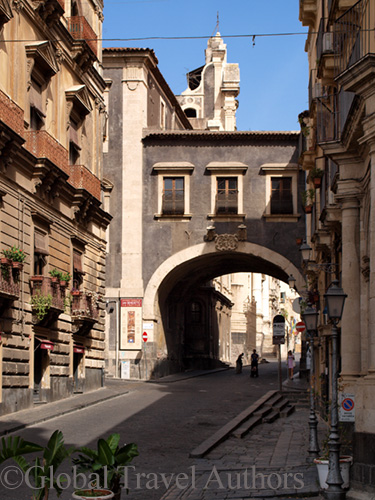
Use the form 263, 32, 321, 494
263, 409, 280, 423
232, 414, 263, 438
280, 403, 296, 418
264, 393, 284, 407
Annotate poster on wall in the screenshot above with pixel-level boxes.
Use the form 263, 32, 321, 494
120, 299, 142, 350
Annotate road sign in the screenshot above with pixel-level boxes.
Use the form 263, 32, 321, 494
142, 331, 148, 342
339, 393, 355, 422
273, 314, 285, 345
296, 321, 306, 333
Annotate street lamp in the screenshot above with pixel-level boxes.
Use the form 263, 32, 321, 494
302, 304, 320, 461
288, 274, 296, 289
323, 280, 347, 500
300, 241, 312, 263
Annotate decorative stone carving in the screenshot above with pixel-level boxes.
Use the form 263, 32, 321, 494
215, 234, 238, 251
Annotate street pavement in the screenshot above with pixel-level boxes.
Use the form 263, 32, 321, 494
0, 367, 327, 500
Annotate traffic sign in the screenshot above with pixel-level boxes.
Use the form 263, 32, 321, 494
296, 321, 306, 333
273, 314, 285, 345
142, 332, 148, 342
339, 393, 355, 422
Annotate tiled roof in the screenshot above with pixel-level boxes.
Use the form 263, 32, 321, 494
143, 130, 300, 141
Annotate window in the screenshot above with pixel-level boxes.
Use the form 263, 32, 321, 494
191, 302, 202, 323
217, 177, 238, 214
153, 162, 194, 219
29, 78, 45, 131
162, 178, 184, 215
34, 230, 48, 275
73, 249, 84, 290
69, 117, 81, 165
184, 108, 197, 118
260, 163, 300, 222
206, 162, 248, 220
271, 177, 293, 214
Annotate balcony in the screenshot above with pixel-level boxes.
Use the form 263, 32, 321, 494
30, 276, 65, 325
216, 192, 238, 214
0, 259, 20, 300
69, 164, 101, 201
316, 88, 356, 143
24, 130, 69, 175
68, 16, 97, 57
71, 291, 99, 334
316, 19, 335, 81
162, 193, 184, 215
334, 0, 373, 77
299, 0, 318, 28
0, 90, 24, 137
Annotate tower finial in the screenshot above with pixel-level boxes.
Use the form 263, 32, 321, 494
211, 11, 219, 37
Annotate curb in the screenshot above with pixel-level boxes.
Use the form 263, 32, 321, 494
0, 389, 130, 437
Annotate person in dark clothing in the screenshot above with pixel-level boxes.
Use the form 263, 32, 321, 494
250, 349, 259, 378
236, 353, 244, 374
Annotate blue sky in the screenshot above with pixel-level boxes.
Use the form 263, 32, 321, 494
103, 0, 309, 131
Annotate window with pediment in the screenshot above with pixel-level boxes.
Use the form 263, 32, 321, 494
66, 85, 92, 165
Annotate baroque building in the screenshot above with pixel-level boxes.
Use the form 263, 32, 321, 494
0, 0, 110, 415
103, 34, 305, 380
299, 0, 375, 495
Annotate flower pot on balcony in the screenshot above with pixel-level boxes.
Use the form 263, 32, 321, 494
0, 258, 12, 265
71, 290, 81, 296
304, 205, 312, 214
51, 277, 60, 284
11, 262, 23, 270
313, 177, 322, 188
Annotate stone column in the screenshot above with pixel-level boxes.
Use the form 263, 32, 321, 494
367, 143, 375, 376
337, 184, 362, 379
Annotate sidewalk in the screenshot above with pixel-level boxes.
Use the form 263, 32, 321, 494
161, 373, 326, 500
0, 378, 134, 436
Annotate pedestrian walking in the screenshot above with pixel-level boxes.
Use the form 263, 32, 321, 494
250, 349, 259, 378
235, 353, 244, 374
287, 350, 295, 380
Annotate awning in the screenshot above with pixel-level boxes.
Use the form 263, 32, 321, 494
73, 345, 85, 354
35, 337, 54, 351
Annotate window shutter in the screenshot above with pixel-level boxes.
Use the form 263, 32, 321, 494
34, 230, 49, 255
73, 250, 83, 273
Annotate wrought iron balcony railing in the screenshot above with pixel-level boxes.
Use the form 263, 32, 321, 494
316, 89, 356, 143
334, 0, 373, 77
30, 276, 65, 311
216, 192, 238, 214
71, 291, 99, 322
162, 193, 184, 215
68, 16, 97, 56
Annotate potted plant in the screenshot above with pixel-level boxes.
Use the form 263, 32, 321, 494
314, 425, 353, 489
309, 166, 324, 188
2, 245, 26, 269
72, 489, 114, 499
301, 189, 315, 213
72, 433, 138, 500
49, 268, 62, 283
60, 271, 71, 288
6, 430, 72, 500
0, 435, 43, 465
30, 290, 53, 321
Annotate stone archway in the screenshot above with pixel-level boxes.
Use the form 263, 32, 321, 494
143, 242, 304, 375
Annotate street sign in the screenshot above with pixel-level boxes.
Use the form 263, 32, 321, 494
339, 393, 355, 422
296, 321, 306, 333
272, 314, 285, 345
142, 332, 148, 342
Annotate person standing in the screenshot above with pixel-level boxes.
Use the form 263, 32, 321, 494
250, 349, 259, 378
236, 353, 244, 374
287, 350, 295, 380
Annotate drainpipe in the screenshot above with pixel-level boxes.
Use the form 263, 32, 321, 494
106, 299, 119, 378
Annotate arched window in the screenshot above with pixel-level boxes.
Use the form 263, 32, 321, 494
184, 108, 197, 118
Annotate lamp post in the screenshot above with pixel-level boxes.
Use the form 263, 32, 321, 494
302, 304, 320, 461
324, 280, 347, 500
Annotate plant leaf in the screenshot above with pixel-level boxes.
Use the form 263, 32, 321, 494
97, 439, 115, 466
106, 433, 120, 455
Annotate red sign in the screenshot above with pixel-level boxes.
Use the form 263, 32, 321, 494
121, 299, 142, 308
74, 346, 85, 354
142, 332, 148, 342
296, 321, 306, 332
40, 342, 54, 351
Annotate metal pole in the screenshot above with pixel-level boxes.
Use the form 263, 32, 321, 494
278, 344, 282, 393
143, 341, 148, 380
308, 332, 320, 460
324, 322, 345, 500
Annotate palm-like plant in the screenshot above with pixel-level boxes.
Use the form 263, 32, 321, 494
0, 435, 43, 464
72, 433, 138, 497
13, 430, 73, 500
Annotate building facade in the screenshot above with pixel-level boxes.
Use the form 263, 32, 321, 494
103, 35, 305, 380
299, 0, 375, 494
0, 0, 110, 415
